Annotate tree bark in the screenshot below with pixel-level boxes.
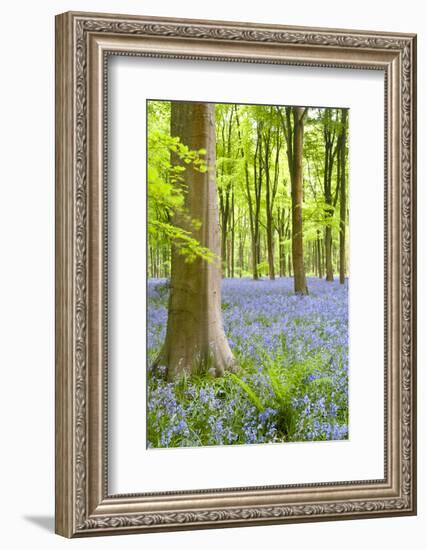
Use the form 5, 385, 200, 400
155, 102, 235, 380
264, 118, 280, 281
325, 225, 333, 281
339, 109, 348, 284
218, 108, 234, 276
235, 107, 261, 281
276, 206, 286, 277
230, 189, 235, 278
252, 128, 263, 279
316, 229, 323, 279
322, 108, 338, 282
290, 107, 308, 294
238, 223, 245, 277
278, 106, 308, 293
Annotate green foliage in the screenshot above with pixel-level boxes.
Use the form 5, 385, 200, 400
230, 346, 317, 439
147, 119, 215, 264
149, 220, 215, 263
147, 348, 344, 446
148, 99, 349, 279
229, 373, 264, 412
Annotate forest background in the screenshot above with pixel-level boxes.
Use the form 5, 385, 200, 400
146, 100, 349, 448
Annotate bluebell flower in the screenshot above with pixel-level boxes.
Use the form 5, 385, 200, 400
146, 277, 349, 447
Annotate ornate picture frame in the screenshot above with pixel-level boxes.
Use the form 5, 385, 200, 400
55, 11, 417, 537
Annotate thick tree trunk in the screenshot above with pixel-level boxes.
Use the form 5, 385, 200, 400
339, 109, 347, 284
290, 107, 308, 294
155, 102, 235, 380
279, 106, 308, 293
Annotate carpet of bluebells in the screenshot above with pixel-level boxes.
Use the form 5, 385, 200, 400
147, 277, 349, 448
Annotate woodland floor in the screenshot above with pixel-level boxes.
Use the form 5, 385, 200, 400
147, 277, 349, 448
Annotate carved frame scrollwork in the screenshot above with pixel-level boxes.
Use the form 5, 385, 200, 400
55, 11, 416, 538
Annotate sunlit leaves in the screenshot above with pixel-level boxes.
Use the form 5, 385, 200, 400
149, 220, 216, 264
148, 99, 349, 278
147, 123, 211, 262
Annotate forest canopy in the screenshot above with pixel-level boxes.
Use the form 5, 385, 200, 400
147, 100, 349, 289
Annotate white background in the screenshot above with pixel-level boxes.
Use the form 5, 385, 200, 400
0, 1, 424, 548
109, 59, 384, 493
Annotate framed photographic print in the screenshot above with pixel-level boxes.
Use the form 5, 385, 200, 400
55, 11, 417, 537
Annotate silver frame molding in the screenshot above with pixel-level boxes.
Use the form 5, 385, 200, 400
55, 11, 417, 538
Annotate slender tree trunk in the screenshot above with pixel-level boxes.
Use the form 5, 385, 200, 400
332, 243, 337, 273
311, 241, 317, 277
266, 216, 275, 280
164, 246, 170, 278
279, 234, 285, 277
253, 129, 262, 280
226, 238, 231, 278
276, 207, 286, 277
155, 102, 235, 380
321, 237, 325, 276
220, 211, 228, 275
264, 122, 280, 280
218, 109, 234, 277
219, 186, 230, 276
290, 107, 308, 294
322, 108, 338, 282
316, 229, 323, 278
325, 226, 333, 281
238, 229, 244, 277
339, 109, 348, 284
231, 190, 235, 278
235, 107, 260, 281
285, 227, 292, 277
266, 226, 275, 278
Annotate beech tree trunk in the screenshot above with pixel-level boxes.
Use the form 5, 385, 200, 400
316, 229, 323, 279
230, 190, 235, 277
290, 107, 308, 294
325, 225, 333, 281
265, 148, 276, 280
235, 108, 261, 281
218, 108, 234, 276
276, 206, 286, 277
264, 119, 280, 280
322, 108, 338, 282
339, 109, 348, 284
278, 106, 308, 294
155, 102, 235, 380
252, 128, 263, 280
